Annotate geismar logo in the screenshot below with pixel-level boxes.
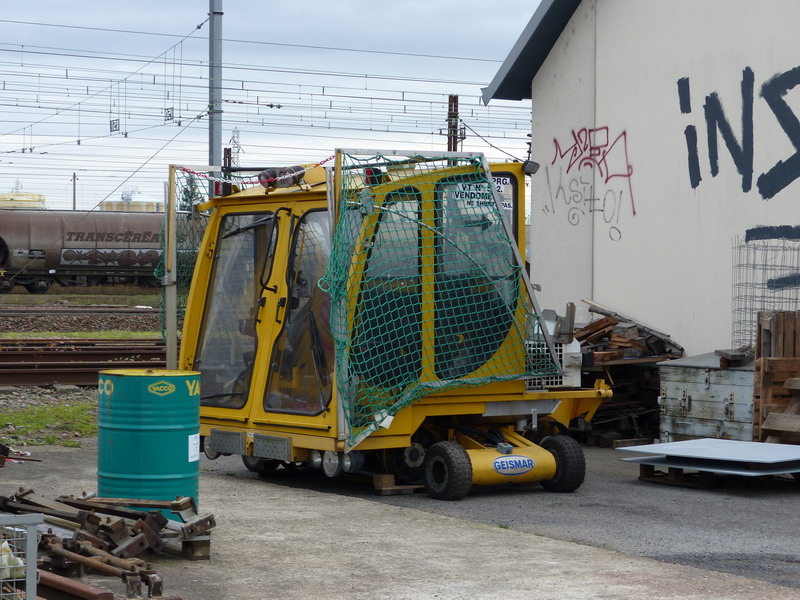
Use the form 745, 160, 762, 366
493, 455, 534, 476
148, 381, 176, 396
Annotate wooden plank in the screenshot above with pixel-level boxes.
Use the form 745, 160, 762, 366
776, 312, 786, 357
763, 402, 790, 417
592, 350, 624, 363
609, 335, 647, 349
784, 378, 800, 391
760, 357, 800, 374
762, 412, 800, 434
574, 316, 619, 341
758, 311, 774, 359
784, 398, 800, 414
372, 474, 421, 496
786, 312, 796, 358
795, 311, 800, 357
582, 325, 615, 345
758, 311, 775, 357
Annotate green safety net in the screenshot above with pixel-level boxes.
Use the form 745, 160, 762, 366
319, 151, 558, 448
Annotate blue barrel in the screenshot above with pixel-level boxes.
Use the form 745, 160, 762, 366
97, 369, 201, 514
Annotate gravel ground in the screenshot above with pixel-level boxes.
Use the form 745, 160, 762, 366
0, 311, 160, 333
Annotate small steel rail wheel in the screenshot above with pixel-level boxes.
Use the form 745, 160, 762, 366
241, 455, 281, 475
539, 435, 586, 493
422, 441, 473, 500
25, 280, 51, 294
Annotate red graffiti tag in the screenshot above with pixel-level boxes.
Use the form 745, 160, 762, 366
552, 127, 636, 216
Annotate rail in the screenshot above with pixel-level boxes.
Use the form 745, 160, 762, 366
0, 338, 167, 385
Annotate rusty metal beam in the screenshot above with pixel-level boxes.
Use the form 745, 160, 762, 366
38, 569, 115, 600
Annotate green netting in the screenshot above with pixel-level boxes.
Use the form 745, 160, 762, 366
156, 170, 208, 339
319, 151, 558, 448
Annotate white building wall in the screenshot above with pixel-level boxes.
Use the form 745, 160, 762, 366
530, 0, 800, 355
529, 0, 596, 322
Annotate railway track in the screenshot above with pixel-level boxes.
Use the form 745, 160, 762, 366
0, 338, 167, 386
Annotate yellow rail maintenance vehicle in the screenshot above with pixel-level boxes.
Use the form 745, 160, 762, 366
179, 150, 610, 500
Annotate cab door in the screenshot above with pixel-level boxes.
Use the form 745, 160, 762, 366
194, 205, 286, 422
257, 207, 334, 418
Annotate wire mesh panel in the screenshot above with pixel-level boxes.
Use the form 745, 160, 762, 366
157, 169, 210, 339
0, 514, 42, 600
732, 236, 800, 348
320, 150, 558, 447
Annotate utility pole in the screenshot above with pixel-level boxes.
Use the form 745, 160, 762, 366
447, 94, 459, 152
209, 0, 223, 176
72, 173, 77, 210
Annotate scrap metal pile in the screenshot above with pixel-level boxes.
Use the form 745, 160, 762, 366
0, 488, 216, 599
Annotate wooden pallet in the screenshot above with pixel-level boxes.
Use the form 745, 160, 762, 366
756, 310, 800, 360
752, 311, 800, 443
754, 357, 800, 441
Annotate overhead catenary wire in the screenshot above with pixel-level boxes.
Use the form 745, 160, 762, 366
0, 18, 210, 138
0, 16, 532, 209
0, 19, 504, 64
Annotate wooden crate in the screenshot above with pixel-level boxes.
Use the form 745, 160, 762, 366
753, 357, 800, 441
752, 312, 800, 442
756, 310, 800, 359
659, 352, 754, 443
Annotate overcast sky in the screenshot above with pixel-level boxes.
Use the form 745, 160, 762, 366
0, 1, 540, 209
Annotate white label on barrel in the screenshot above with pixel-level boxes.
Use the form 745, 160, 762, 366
188, 433, 200, 462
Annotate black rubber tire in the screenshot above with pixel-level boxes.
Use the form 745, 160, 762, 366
241, 455, 281, 474
539, 435, 586, 493
421, 441, 473, 500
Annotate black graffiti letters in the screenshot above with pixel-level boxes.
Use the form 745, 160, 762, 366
679, 66, 800, 199
757, 66, 800, 199
704, 67, 754, 193
678, 77, 703, 189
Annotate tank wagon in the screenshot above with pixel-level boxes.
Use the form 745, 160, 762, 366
0, 209, 163, 293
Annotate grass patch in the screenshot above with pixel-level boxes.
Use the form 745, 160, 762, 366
1, 399, 98, 447
0, 331, 161, 339
0, 290, 160, 307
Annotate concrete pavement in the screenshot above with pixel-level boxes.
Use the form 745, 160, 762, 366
2, 440, 797, 600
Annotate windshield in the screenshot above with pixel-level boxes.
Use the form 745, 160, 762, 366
433, 176, 518, 379
195, 212, 276, 408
